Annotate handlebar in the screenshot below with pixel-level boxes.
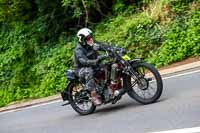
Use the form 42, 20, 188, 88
105, 47, 126, 56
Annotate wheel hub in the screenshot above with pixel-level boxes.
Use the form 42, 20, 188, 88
138, 78, 149, 90
75, 90, 90, 104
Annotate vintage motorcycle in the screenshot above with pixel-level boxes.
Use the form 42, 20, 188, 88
61, 46, 163, 115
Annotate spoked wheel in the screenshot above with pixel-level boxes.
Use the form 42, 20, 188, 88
68, 82, 96, 115
126, 62, 163, 104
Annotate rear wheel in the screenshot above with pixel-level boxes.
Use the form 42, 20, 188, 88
68, 82, 96, 115
125, 62, 163, 104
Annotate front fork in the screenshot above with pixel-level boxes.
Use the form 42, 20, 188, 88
122, 61, 146, 92
123, 63, 153, 92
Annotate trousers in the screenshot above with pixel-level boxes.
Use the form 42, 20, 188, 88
77, 67, 96, 92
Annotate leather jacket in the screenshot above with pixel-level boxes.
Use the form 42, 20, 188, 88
73, 42, 113, 69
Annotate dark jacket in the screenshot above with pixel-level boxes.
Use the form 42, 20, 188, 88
73, 42, 112, 69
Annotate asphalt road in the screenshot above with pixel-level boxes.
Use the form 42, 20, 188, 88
0, 70, 200, 133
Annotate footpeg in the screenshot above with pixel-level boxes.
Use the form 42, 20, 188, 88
114, 89, 125, 97
112, 89, 125, 104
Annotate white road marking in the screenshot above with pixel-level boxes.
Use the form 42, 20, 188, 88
162, 69, 200, 80
0, 100, 62, 115
150, 127, 200, 133
0, 69, 200, 115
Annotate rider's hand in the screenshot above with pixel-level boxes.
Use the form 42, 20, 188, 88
97, 55, 109, 62
121, 48, 127, 54
113, 47, 126, 55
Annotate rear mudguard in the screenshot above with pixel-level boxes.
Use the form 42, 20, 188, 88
61, 81, 74, 101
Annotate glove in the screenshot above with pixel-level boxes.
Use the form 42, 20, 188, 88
97, 55, 109, 62
93, 43, 100, 51
114, 47, 126, 55
121, 48, 127, 54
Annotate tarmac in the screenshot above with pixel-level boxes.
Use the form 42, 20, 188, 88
0, 61, 200, 113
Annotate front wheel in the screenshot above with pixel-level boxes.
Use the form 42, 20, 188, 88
125, 62, 163, 104
68, 82, 96, 115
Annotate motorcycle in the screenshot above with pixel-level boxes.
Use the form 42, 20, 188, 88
61, 47, 163, 115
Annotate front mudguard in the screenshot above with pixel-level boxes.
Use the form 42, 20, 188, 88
128, 58, 143, 65
61, 81, 74, 101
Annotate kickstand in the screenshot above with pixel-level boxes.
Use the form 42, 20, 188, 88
62, 102, 70, 106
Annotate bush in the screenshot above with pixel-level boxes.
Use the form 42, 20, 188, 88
0, 0, 199, 107
0, 23, 75, 107
148, 9, 200, 67
95, 13, 163, 59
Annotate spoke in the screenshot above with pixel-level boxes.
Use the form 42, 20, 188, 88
149, 84, 157, 93
86, 103, 90, 110
142, 67, 145, 75
135, 87, 141, 96
142, 90, 146, 100
82, 104, 86, 110
146, 89, 153, 98
138, 67, 145, 77
71, 83, 93, 111
131, 81, 137, 88
78, 101, 92, 111
83, 102, 86, 110
133, 84, 144, 98
74, 93, 92, 110
149, 80, 156, 83
77, 103, 84, 110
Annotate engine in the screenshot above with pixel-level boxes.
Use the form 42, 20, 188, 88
95, 63, 123, 102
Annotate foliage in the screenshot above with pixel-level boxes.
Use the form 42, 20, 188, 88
0, 22, 75, 107
0, 0, 199, 107
148, 9, 200, 67
0, 0, 32, 22
95, 13, 163, 59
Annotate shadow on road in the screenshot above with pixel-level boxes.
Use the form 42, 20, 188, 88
64, 97, 169, 118
95, 97, 168, 115
95, 101, 140, 114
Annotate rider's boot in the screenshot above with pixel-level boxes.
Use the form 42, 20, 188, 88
91, 90, 102, 106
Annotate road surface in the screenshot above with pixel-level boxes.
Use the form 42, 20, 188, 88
0, 70, 200, 133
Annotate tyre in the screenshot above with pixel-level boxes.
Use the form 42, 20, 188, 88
68, 82, 96, 115
125, 62, 163, 104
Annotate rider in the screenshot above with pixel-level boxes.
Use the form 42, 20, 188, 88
74, 28, 113, 105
